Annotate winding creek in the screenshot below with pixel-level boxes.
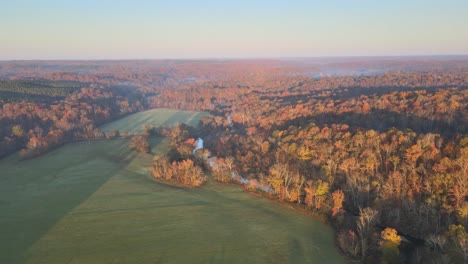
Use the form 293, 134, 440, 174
0, 109, 344, 263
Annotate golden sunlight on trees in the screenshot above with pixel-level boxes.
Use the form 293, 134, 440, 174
380, 228, 401, 264
129, 135, 150, 153
11, 125, 24, 137
331, 189, 345, 217
151, 157, 207, 187
446, 224, 468, 262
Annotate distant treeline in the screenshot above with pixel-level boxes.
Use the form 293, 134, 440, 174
0, 80, 84, 101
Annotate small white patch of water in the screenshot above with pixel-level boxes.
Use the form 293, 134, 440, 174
227, 114, 233, 127
230, 171, 273, 192
193, 138, 204, 154
207, 157, 215, 168
195, 137, 273, 193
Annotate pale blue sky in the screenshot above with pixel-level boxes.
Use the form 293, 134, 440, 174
1, 0, 467, 60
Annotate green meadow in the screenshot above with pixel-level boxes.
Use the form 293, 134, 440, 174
100, 108, 208, 134
0, 109, 343, 263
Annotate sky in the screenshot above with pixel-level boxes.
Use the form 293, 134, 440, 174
1, 0, 468, 60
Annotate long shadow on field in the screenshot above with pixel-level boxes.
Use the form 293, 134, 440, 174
162, 111, 206, 128
0, 140, 136, 264
182, 185, 291, 223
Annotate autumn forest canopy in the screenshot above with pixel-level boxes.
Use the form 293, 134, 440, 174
0, 57, 467, 263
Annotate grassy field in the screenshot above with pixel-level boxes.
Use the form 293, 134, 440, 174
0, 109, 343, 263
100, 108, 209, 134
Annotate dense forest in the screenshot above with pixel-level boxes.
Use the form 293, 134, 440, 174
0, 58, 467, 263
0, 81, 145, 159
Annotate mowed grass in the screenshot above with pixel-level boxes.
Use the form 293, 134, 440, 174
0, 109, 344, 264
100, 108, 209, 134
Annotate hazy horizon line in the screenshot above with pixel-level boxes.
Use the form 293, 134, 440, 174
1, 54, 468, 62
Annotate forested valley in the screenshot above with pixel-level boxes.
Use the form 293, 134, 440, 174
0, 58, 467, 263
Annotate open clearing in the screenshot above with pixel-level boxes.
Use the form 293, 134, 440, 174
100, 108, 208, 134
0, 109, 343, 263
